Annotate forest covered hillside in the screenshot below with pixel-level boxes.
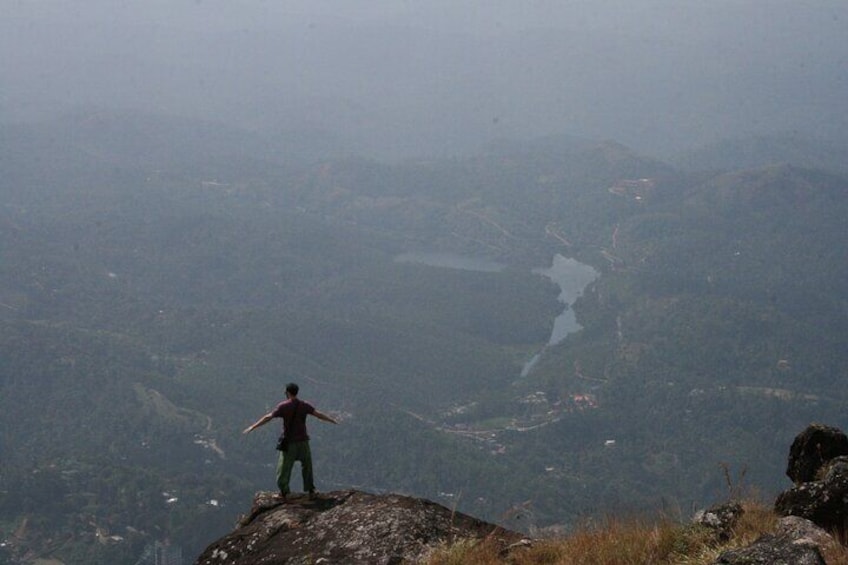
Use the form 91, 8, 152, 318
1, 112, 847, 564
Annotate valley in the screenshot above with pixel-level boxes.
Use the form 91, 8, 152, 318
1, 115, 847, 564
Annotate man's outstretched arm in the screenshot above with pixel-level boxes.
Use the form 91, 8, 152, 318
312, 410, 338, 424
243, 412, 275, 434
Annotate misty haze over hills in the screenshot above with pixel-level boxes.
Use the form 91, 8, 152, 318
3, 3, 848, 564
3, 1, 847, 160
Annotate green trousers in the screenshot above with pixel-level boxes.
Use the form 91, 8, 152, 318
276, 440, 314, 495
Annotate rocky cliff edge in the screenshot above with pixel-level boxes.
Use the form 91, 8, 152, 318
195, 489, 527, 565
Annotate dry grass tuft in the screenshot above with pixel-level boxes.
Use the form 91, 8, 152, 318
822, 540, 848, 565
509, 514, 718, 565
425, 498, 848, 565
424, 537, 505, 565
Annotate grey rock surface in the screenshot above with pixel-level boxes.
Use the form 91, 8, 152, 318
785, 423, 848, 485
775, 457, 848, 533
714, 534, 825, 565
693, 501, 743, 542
195, 490, 524, 565
775, 516, 832, 547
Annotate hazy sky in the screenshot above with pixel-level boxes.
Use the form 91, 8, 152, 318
2, 1, 847, 158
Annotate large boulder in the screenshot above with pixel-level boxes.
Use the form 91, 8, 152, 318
713, 514, 833, 565
785, 423, 848, 485
713, 534, 825, 565
722, 425, 848, 563
775, 456, 848, 533
194, 490, 525, 565
775, 516, 833, 548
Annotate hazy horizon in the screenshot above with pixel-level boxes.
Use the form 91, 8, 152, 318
3, 1, 847, 159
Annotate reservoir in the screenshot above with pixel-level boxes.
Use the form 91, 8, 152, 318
534, 254, 599, 346
394, 252, 598, 373
520, 255, 598, 377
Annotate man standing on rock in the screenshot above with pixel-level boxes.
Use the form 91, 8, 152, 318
243, 382, 338, 499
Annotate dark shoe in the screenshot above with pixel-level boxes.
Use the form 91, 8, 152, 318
308, 490, 318, 500
275, 491, 287, 501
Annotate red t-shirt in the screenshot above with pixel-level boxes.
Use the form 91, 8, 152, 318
271, 399, 315, 442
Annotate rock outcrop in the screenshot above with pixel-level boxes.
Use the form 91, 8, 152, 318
785, 423, 848, 485
714, 532, 825, 565
775, 516, 833, 548
195, 490, 525, 565
775, 423, 848, 538
775, 455, 848, 535
710, 424, 848, 564
701, 505, 832, 564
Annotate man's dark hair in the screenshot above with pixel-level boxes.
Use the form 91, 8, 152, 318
286, 382, 299, 396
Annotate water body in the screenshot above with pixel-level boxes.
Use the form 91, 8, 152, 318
393, 251, 598, 378
522, 255, 599, 377
534, 254, 599, 346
